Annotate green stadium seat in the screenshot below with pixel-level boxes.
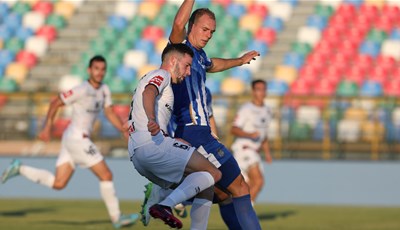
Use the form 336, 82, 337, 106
336, 81, 358, 97
0, 78, 18, 92
5, 38, 24, 53
46, 13, 66, 29
314, 4, 334, 18
12, 1, 31, 15
366, 28, 387, 44
128, 15, 150, 32
98, 26, 120, 44
289, 122, 312, 141
107, 77, 128, 93
208, 4, 225, 19
291, 42, 312, 56
90, 38, 111, 54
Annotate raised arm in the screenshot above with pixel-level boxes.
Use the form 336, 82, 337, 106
142, 84, 160, 136
208, 50, 260, 73
38, 96, 65, 142
170, 0, 195, 44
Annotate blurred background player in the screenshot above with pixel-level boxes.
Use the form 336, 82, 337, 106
1, 55, 138, 229
169, 0, 261, 229
231, 79, 273, 203
127, 43, 221, 229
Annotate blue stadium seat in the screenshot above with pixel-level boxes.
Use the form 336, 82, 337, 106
281, 0, 299, 7
0, 2, 9, 22
230, 68, 252, 83
134, 38, 154, 56
313, 120, 324, 141
205, 77, 221, 95
99, 112, 121, 138
359, 80, 383, 97
4, 13, 22, 31
0, 50, 15, 68
359, 40, 381, 58
343, 0, 363, 7
116, 65, 136, 83
148, 51, 162, 66
15, 27, 34, 41
0, 25, 13, 40
108, 14, 128, 31
267, 79, 289, 96
390, 28, 400, 40
0, 65, 4, 76
263, 16, 284, 32
306, 14, 327, 31
283, 52, 305, 69
247, 40, 268, 56
226, 3, 246, 19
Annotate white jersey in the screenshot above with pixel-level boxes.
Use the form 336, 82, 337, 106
128, 69, 173, 150
231, 102, 272, 151
60, 81, 112, 138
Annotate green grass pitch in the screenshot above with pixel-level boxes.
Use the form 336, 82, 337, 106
1, 199, 400, 230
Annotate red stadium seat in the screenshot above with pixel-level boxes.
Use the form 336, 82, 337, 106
289, 79, 313, 96
306, 52, 327, 73
369, 66, 391, 85
322, 25, 345, 41
375, 15, 395, 34
0, 94, 8, 108
313, 78, 336, 96
112, 104, 131, 123
393, 67, 400, 81
15, 50, 37, 69
359, 4, 379, 21
347, 27, 367, 45
332, 50, 354, 71
321, 65, 343, 85
345, 67, 366, 86
142, 26, 164, 43
353, 54, 374, 72
255, 27, 276, 45
353, 14, 373, 33
248, 3, 268, 19
314, 40, 335, 56
329, 14, 351, 31
336, 4, 357, 19
375, 55, 397, 73
213, 0, 232, 8
383, 79, 400, 97
33, 1, 53, 16
36, 25, 57, 42
382, 5, 400, 22
298, 65, 320, 83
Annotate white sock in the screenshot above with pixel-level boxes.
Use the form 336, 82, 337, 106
100, 181, 121, 222
19, 165, 55, 188
190, 198, 212, 230
159, 172, 214, 207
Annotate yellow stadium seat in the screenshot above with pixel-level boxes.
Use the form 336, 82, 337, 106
0, 39, 3, 49
361, 121, 384, 142
239, 14, 263, 34
274, 65, 297, 84
344, 108, 368, 121
5, 62, 28, 84
221, 78, 246, 96
364, 0, 385, 8
155, 38, 169, 54
138, 2, 160, 20
54, 1, 76, 19
137, 64, 158, 79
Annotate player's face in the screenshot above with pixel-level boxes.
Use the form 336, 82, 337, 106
88, 61, 106, 84
172, 54, 192, 84
190, 14, 216, 49
252, 82, 266, 102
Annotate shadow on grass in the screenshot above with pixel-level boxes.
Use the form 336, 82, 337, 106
258, 210, 296, 221
46, 219, 110, 225
0, 207, 56, 217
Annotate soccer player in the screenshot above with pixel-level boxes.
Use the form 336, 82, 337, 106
127, 43, 221, 229
169, 0, 261, 229
231, 79, 273, 203
1, 55, 138, 229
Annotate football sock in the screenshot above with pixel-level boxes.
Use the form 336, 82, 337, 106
100, 181, 121, 222
19, 165, 55, 188
190, 198, 212, 230
159, 172, 214, 207
219, 199, 242, 230
233, 194, 261, 230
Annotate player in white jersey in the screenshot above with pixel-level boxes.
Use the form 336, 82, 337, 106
128, 43, 221, 229
231, 79, 273, 203
1, 55, 138, 229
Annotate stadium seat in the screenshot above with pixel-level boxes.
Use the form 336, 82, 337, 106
337, 119, 361, 142
274, 65, 297, 84
32, 1, 53, 16
0, 78, 18, 92
314, 3, 334, 17
361, 121, 384, 142
108, 77, 128, 93
359, 40, 381, 57
247, 40, 268, 56
382, 4, 400, 22
0, 50, 16, 68
263, 16, 284, 32
226, 3, 246, 19
112, 104, 131, 122
288, 121, 311, 141
345, 65, 367, 86
142, 26, 164, 43
36, 25, 57, 42
114, 1, 138, 20
336, 80, 358, 97
123, 50, 148, 70
138, 1, 161, 20
359, 80, 383, 97
4, 13, 22, 32
134, 39, 154, 56
306, 14, 327, 31
291, 42, 312, 56
15, 26, 34, 41
267, 79, 289, 96
369, 66, 390, 85
12, 1, 31, 15
247, 2, 268, 19
390, 28, 400, 40
0, 25, 13, 41
221, 78, 246, 96
298, 65, 319, 83
25, 35, 48, 57
289, 79, 312, 96
381, 40, 400, 60
5, 62, 28, 84
375, 15, 395, 34
366, 28, 388, 44
383, 79, 400, 97
239, 14, 263, 34
230, 68, 252, 83
283, 52, 304, 69
53, 1, 75, 19
46, 13, 66, 29
353, 53, 374, 71
269, 2, 292, 21
108, 15, 128, 31
15, 50, 37, 69
313, 79, 336, 96
116, 65, 136, 83
137, 64, 158, 80
296, 105, 321, 128
5, 37, 24, 54
205, 77, 222, 95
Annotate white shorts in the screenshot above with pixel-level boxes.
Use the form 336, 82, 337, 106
233, 147, 263, 175
56, 135, 103, 169
129, 134, 195, 189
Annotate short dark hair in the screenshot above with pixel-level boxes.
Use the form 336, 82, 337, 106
162, 43, 194, 62
251, 79, 267, 89
88, 55, 107, 68
188, 8, 216, 34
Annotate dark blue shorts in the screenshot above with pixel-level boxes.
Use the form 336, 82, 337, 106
175, 125, 241, 188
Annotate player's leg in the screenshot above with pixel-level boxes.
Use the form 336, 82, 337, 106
189, 186, 214, 230
90, 160, 139, 228
247, 164, 264, 203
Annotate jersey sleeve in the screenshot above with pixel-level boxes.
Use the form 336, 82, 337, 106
59, 84, 85, 105
232, 105, 248, 128
103, 84, 113, 108
148, 72, 170, 93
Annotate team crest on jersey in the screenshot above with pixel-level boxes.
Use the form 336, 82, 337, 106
62, 90, 73, 98
149, 75, 164, 87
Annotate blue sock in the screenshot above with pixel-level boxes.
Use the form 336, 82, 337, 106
219, 201, 242, 230
232, 194, 261, 230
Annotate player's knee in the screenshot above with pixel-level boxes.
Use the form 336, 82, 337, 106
53, 181, 67, 190
211, 169, 222, 183
100, 171, 113, 181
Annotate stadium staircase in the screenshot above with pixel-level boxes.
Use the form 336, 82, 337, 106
21, 0, 116, 92
254, 1, 316, 81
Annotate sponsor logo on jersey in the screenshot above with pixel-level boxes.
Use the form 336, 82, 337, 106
62, 90, 73, 98
149, 75, 164, 87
